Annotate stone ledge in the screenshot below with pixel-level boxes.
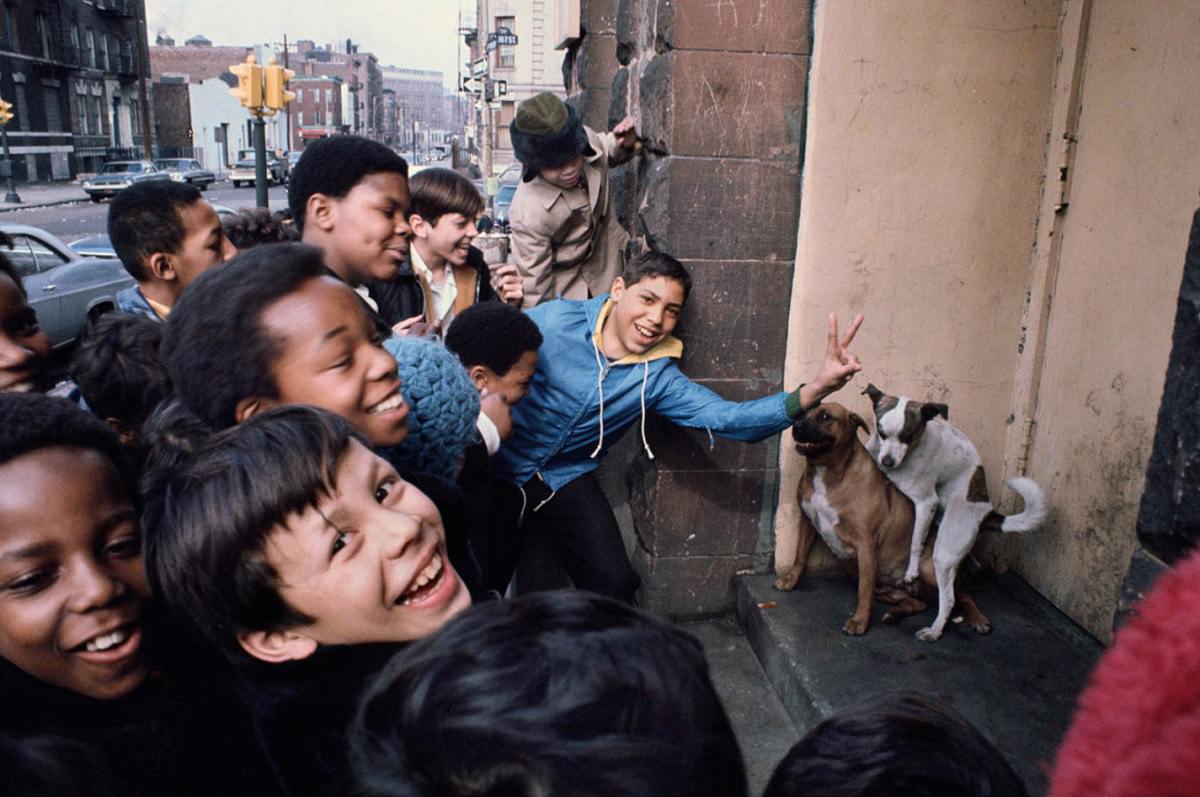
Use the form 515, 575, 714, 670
736, 572, 1102, 795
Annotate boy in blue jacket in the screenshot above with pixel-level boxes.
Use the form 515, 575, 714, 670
493, 251, 864, 602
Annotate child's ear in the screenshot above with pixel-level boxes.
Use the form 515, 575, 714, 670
609, 276, 626, 300
409, 213, 431, 239
305, 193, 337, 233
467, 364, 492, 392
146, 252, 177, 283
235, 396, 275, 423
238, 629, 319, 663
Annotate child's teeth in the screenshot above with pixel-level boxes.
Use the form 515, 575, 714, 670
401, 554, 443, 602
370, 395, 403, 415
84, 629, 129, 652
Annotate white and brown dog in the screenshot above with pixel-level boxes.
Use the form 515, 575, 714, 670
775, 402, 995, 637
863, 384, 1046, 641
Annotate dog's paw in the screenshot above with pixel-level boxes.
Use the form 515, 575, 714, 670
774, 567, 803, 592
969, 619, 992, 635
915, 626, 943, 642
843, 616, 870, 636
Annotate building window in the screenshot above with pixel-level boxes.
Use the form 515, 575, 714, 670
13, 83, 26, 131
36, 14, 50, 59
77, 95, 89, 135
85, 30, 96, 68
98, 35, 108, 71
2, 4, 19, 53
96, 95, 107, 134
495, 16, 516, 70
109, 35, 119, 71
70, 26, 80, 64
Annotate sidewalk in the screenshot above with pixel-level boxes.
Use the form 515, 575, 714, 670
0, 182, 89, 212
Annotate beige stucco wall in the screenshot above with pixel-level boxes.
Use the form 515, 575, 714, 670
778, 0, 1200, 643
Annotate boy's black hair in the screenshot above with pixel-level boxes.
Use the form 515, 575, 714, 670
0, 231, 26, 297
0, 392, 133, 492
622, 250, 692, 301
107, 180, 204, 282
287, 135, 409, 233
70, 313, 170, 434
160, 242, 328, 429
763, 692, 1029, 797
443, 301, 543, 375
349, 591, 748, 797
141, 404, 366, 660
222, 207, 300, 250
409, 168, 484, 225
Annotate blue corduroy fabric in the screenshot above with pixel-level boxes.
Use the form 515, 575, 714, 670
382, 336, 481, 480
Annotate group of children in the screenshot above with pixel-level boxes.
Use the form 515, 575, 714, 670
0, 90, 1106, 795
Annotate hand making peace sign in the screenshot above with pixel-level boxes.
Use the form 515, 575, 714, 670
798, 313, 865, 410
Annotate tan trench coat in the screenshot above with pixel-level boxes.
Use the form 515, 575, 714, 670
509, 126, 634, 307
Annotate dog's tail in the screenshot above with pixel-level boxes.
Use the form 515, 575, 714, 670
981, 477, 1047, 534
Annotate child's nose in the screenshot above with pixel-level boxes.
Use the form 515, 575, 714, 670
379, 512, 421, 561
0, 334, 35, 368
67, 560, 126, 614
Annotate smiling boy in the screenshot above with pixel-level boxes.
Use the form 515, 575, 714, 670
288, 136, 412, 334
109, 180, 238, 320
0, 249, 51, 394
494, 252, 864, 602
143, 405, 470, 795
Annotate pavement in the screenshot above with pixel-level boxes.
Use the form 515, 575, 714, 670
0, 182, 92, 212
734, 571, 1104, 796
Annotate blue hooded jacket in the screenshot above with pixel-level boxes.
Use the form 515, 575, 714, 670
494, 294, 793, 491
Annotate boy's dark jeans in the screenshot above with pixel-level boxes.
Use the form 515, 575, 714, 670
514, 473, 642, 604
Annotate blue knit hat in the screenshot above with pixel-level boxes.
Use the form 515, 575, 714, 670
381, 336, 480, 480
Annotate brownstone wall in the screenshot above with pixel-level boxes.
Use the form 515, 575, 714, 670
573, 0, 811, 615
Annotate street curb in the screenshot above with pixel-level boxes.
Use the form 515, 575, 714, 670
0, 197, 88, 214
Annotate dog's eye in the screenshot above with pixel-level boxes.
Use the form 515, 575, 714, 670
818, 412, 831, 422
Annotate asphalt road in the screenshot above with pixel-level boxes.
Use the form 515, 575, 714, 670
4, 180, 291, 244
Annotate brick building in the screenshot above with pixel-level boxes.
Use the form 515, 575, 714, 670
0, 0, 154, 181
380, 65, 444, 148
288, 75, 343, 151
295, 40, 381, 141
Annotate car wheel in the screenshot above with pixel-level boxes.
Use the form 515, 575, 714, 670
86, 303, 114, 329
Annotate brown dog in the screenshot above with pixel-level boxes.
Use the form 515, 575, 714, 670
775, 402, 988, 636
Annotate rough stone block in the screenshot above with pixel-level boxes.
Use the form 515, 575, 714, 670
656, 0, 812, 55
583, 0, 620, 34
576, 32, 620, 92
638, 157, 801, 261
672, 259, 793, 381
616, 0, 646, 65
634, 551, 757, 617
608, 65, 629, 126
629, 464, 772, 557
637, 51, 807, 161
1138, 207, 1200, 564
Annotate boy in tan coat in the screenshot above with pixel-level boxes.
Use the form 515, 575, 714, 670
508, 93, 640, 307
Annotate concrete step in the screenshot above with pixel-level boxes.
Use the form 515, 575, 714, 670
735, 572, 1104, 796
684, 615, 800, 795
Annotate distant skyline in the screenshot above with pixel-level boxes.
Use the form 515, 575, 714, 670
144, 0, 469, 90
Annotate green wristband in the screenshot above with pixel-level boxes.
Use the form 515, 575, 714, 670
785, 384, 807, 419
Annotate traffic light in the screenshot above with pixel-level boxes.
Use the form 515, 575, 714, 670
0, 98, 12, 126
264, 61, 296, 111
229, 55, 264, 110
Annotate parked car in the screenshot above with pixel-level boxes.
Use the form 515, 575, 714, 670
1, 224, 135, 348
154, 158, 216, 190
497, 162, 522, 185
67, 204, 239, 261
493, 182, 518, 232
80, 161, 170, 202
230, 149, 286, 187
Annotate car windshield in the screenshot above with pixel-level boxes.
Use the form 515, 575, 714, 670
155, 160, 188, 169
496, 184, 517, 203
100, 163, 141, 174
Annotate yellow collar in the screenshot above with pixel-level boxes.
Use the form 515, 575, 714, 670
592, 298, 683, 365
146, 295, 171, 320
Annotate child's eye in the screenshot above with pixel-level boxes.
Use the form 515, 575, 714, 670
331, 529, 351, 556
4, 569, 55, 596
374, 479, 398, 504
105, 534, 141, 560
8, 308, 40, 337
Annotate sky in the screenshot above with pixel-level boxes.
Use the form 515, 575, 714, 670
145, 0, 470, 91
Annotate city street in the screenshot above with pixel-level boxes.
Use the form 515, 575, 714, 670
0, 181, 291, 243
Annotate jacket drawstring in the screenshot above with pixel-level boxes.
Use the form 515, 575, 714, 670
639, 362, 655, 460
590, 338, 607, 458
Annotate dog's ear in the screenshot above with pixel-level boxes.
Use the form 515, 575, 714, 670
849, 412, 868, 434
862, 383, 884, 406
920, 402, 949, 422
